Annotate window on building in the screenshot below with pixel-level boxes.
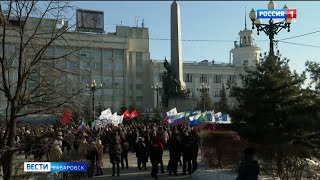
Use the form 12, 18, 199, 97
115, 64, 124, 72
117, 89, 124, 96
70, 61, 79, 70
55, 61, 65, 69
104, 63, 113, 71
200, 74, 208, 83
45, 48, 54, 57
136, 52, 143, 65
55, 47, 64, 57
94, 76, 102, 84
185, 74, 193, 83
115, 50, 124, 60
79, 48, 87, 56
159, 73, 163, 82
79, 60, 89, 69
214, 89, 221, 97
136, 84, 143, 90
80, 75, 89, 83
103, 50, 113, 59
103, 77, 112, 85
228, 75, 235, 83
92, 49, 101, 59
114, 77, 124, 86
94, 62, 101, 70
104, 89, 113, 96
244, 60, 248, 66
213, 75, 221, 83
136, 72, 143, 78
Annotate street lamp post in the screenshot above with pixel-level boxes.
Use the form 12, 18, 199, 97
197, 83, 210, 112
249, 1, 292, 56
151, 83, 162, 109
86, 80, 102, 125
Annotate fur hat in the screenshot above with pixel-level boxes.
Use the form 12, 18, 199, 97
53, 140, 60, 146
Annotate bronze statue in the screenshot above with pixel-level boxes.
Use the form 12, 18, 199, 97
162, 59, 191, 107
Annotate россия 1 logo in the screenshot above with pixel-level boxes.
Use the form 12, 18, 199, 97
257, 9, 297, 19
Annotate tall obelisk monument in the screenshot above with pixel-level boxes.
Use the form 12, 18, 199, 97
171, 0, 186, 90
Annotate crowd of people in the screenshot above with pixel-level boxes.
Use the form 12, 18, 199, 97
12, 123, 200, 179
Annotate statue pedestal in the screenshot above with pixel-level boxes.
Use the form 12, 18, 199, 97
165, 96, 194, 112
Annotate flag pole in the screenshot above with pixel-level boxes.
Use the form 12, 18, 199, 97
132, 117, 137, 126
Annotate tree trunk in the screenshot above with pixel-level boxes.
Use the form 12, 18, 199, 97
2, 111, 17, 180
2, 150, 14, 180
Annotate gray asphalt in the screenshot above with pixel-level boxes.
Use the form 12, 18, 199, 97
93, 151, 198, 179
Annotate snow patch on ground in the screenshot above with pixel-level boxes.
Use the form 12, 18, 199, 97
192, 169, 237, 180
191, 168, 273, 180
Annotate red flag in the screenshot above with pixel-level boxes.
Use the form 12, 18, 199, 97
131, 109, 138, 118
61, 111, 72, 126
123, 109, 131, 119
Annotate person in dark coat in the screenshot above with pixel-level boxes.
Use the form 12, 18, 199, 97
236, 148, 260, 180
156, 132, 165, 173
135, 137, 148, 170
109, 132, 122, 176
181, 130, 194, 175
150, 136, 164, 179
87, 141, 99, 178
167, 130, 181, 176
191, 129, 199, 173
121, 138, 130, 169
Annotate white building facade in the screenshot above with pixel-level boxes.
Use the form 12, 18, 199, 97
0, 17, 153, 114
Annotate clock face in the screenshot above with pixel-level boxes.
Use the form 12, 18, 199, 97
76, 10, 104, 32
84, 14, 101, 28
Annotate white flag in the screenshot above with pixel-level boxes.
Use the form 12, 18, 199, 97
99, 108, 112, 120
110, 113, 118, 125
118, 115, 124, 124
166, 108, 178, 117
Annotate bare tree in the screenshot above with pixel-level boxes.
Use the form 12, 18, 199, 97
0, 1, 86, 179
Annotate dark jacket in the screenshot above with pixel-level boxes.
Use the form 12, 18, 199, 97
236, 155, 260, 180
121, 141, 130, 154
87, 146, 99, 164
108, 133, 122, 163
168, 133, 182, 160
191, 131, 199, 159
109, 143, 122, 163
150, 143, 163, 164
135, 141, 148, 162
181, 134, 194, 159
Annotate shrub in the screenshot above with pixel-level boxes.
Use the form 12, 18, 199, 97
200, 131, 247, 169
